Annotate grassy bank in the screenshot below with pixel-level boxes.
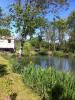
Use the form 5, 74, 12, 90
52, 51, 75, 57
0, 54, 40, 100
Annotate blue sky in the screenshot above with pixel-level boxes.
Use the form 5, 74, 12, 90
45, 0, 75, 21
0, 0, 12, 13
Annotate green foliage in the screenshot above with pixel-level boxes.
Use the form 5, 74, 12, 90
54, 19, 67, 44
30, 38, 49, 49
67, 11, 75, 30
23, 42, 33, 55
0, 29, 11, 36
41, 41, 49, 49
52, 51, 65, 57
67, 11, 75, 41
0, 7, 10, 36
55, 42, 69, 53
49, 43, 55, 51
30, 0, 70, 14
11, 56, 31, 74
11, 56, 75, 100
11, 58, 23, 74
30, 38, 37, 47
22, 64, 75, 100
11, 58, 30, 74
39, 48, 48, 55
10, 3, 47, 54
10, 4, 47, 38
68, 41, 75, 52
30, 38, 41, 48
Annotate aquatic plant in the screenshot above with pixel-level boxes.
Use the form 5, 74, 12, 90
22, 64, 75, 100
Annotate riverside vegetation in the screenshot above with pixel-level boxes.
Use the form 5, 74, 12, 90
12, 57, 75, 100
0, 53, 40, 100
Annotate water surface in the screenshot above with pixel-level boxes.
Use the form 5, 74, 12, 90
28, 56, 75, 72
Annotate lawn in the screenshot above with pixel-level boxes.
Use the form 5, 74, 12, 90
0, 55, 40, 100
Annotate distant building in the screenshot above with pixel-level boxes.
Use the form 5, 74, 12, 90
0, 36, 15, 52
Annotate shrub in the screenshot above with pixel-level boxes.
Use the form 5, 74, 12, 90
39, 48, 48, 55
52, 51, 64, 57
23, 42, 33, 55
30, 38, 40, 48
11, 59, 23, 74
68, 41, 75, 53
11, 57, 27, 74
41, 41, 49, 49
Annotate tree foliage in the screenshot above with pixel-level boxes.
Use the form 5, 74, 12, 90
10, 4, 47, 37
0, 7, 11, 36
9, 1, 47, 54
15, 0, 70, 13
0, 29, 11, 36
54, 19, 67, 44
67, 11, 75, 41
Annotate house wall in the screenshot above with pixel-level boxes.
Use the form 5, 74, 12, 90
0, 39, 15, 49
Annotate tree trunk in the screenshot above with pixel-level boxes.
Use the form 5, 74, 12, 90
53, 41, 56, 51
59, 29, 61, 45
21, 37, 24, 56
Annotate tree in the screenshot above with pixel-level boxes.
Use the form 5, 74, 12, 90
0, 29, 11, 36
13, 0, 70, 16
67, 11, 75, 41
0, 7, 11, 36
67, 11, 75, 52
10, 3, 47, 55
54, 19, 67, 44
29, 0, 70, 13
10, 0, 70, 54
44, 23, 54, 50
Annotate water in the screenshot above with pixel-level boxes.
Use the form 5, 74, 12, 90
27, 56, 75, 72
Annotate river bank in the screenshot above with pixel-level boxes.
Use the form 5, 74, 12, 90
0, 54, 40, 100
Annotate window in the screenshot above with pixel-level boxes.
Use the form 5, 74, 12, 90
8, 39, 11, 43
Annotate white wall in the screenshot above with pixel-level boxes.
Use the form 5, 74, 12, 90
0, 39, 15, 49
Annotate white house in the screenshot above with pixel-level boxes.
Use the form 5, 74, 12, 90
0, 36, 15, 52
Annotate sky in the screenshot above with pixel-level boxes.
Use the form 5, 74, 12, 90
0, 0, 75, 36
45, 0, 75, 21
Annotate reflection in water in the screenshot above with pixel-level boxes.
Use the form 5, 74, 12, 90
63, 59, 70, 71
30, 56, 75, 72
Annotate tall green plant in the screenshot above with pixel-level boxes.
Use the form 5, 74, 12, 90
22, 64, 75, 100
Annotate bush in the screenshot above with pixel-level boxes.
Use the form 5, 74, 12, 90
30, 38, 40, 48
39, 48, 48, 55
41, 41, 49, 49
23, 42, 33, 55
11, 57, 29, 74
30, 38, 50, 49
68, 41, 75, 53
11, 59, 23, 74
52, 51, 64, 57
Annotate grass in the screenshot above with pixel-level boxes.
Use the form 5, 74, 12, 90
0, 55, 40, 100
